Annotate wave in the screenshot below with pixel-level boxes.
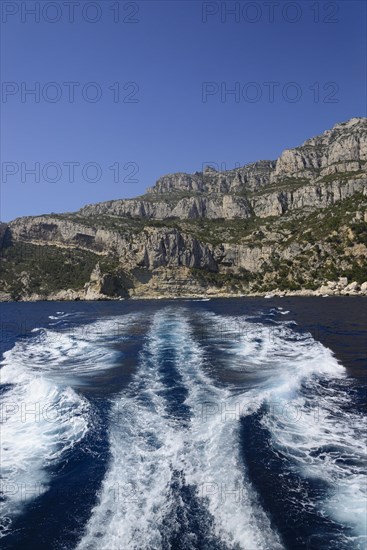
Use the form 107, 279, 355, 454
23, 315, 140, 380
173, 313, 284, 550
0, 356, 89, 538
0, 313, 140, 539
261, 375, 367, 543
205, 313, 366, 545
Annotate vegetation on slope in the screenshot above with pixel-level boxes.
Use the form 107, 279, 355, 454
0, 242, 117, 299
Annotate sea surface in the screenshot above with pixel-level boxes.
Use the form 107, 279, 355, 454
0, 297, 366, 550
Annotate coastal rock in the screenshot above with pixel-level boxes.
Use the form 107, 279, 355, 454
338, 277, 349, 288
326, 281, 338, 290
342, 281, 360, 294
25, 289, 82, 301
318, 284, 335, 296
84, 262, 131, 299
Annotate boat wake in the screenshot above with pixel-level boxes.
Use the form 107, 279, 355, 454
1, 307, 365, 549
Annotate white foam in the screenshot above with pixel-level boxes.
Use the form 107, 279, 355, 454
14, 307, 362, 548
173, 314, 284, 549
4, 315, 139, 381
0, 362, 89, 537
77, 310, 283, 550
0, 313, 140, 537
49, 312, 75, 319
77, 312, 187, 549
261, 376, 367, 538
208, 314, 366, 540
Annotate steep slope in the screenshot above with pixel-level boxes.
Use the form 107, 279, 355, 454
1, 118, 366, 300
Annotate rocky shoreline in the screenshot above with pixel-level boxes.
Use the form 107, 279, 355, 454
1, 278, 366, 302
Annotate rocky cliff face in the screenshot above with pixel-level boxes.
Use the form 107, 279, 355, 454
272, 117, 367, 179
79, 118, 367, 221
146, 160, 276, 195
1, 118, 366, 300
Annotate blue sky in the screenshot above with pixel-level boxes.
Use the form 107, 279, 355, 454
1, 0, 366, 221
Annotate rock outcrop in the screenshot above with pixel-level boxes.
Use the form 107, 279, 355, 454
272, 118, 367, 180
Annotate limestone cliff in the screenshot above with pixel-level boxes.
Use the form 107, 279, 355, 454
1, 118, 366, 300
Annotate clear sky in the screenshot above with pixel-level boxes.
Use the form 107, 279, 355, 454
1, 0, 366, 221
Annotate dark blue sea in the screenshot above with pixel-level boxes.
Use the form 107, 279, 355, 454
0, 297, 366, 550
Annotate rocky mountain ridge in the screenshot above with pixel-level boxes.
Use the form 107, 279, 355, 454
79, 118, 366, 220
1, 118, 367, 300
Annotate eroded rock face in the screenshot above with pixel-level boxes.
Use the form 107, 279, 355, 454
7, 217, 219, 272
78, 118, 367, 220
146, 160, 276, 195
2, 118, 367, 300
251, 177, 366, 218
79, 195, 254, 220
84, 263, 130, 299
6, 214, 301, 276
272, 118, 367, 180
9, 216, 114, 253
129, 227, 218, 271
